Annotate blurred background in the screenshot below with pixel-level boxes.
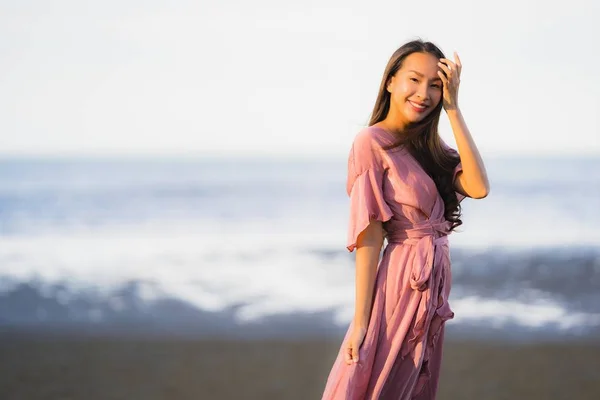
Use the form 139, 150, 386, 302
1, 0, 599, 399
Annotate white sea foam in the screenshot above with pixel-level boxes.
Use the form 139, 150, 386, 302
2, 220, 599, 336
1, 156, 599, 336
451, 296, 600, 330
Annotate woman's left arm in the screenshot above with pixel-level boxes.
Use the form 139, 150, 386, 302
438, 52, 490, 199
447, 108, 490, 199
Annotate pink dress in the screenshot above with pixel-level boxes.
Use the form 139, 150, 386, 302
321, 126, 465, 400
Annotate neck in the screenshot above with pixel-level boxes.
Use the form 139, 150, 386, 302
379, 104, 409, 134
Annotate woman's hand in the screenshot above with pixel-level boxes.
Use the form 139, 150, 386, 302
345, 324, 367, 365
437, 51, 462, 111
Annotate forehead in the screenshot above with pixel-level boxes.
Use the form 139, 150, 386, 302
399, 52, 440, 76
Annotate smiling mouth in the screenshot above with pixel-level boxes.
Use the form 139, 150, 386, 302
408, 101, 428, 112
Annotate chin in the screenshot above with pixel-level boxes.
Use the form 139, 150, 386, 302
408, 114, 428, 123
403, 107, 431, 122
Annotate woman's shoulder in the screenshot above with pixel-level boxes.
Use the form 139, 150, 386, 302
348, 126, 405, 176
352, 125, 395, 150
438, 136, 460, 156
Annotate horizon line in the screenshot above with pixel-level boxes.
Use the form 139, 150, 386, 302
1, 150, 599, 161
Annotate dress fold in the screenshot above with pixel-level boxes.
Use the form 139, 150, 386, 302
322, 127, 463, 400
346, 168, 394, 252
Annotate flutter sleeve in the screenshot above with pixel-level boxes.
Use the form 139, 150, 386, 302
441, 139, 466, 203
346, 131, 393, 252
452, 159, 466, 203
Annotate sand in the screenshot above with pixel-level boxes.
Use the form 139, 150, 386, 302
1, 332, 599, 399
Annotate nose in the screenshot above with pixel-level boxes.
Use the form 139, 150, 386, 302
416, 83, 430, 100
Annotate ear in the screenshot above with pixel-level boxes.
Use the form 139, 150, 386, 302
386, 76, 394, 93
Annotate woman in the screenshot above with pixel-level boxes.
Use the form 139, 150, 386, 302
321, 40, 489, 399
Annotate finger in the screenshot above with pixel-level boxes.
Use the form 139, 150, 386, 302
439, 58, 456, 70
345, 344, 353, 364
352, 340, 360, 363
454, 52, 462, 68
454, 51, 462, 75
437, 70, 449, 87
352, 343, 359, 363
437, 61, 452, 77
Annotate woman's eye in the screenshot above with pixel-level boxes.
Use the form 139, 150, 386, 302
431, 84, 441, 88
410, 78, 419, 83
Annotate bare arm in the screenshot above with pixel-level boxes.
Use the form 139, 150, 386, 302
353, 219, 385, 328
447, 108, 490, 199
438, 53, 490, 200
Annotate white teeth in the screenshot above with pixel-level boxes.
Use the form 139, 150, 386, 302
410, 101, 426, 109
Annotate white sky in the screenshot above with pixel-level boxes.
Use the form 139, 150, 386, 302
1, 0, 598, 157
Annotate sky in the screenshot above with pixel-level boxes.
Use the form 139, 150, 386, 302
1, 0, 598, 157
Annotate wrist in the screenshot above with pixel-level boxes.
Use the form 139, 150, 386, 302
353, 316, 369, 330
445, 106, 462, 116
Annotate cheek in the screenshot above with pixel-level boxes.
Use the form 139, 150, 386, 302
399, 82, 413, 95
391, 82, 412, 100
431, 90, 442, 104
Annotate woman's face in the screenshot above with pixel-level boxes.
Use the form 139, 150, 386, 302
387, 52, 443, 124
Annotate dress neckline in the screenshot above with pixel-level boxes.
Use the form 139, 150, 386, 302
369, 125, 397, 141
369, 125, 441, 204
367, 125, 408, 155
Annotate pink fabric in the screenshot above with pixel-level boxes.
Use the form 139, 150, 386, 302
322, 127, 464, 400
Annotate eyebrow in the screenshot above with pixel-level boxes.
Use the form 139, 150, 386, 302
408, 70, 442, 81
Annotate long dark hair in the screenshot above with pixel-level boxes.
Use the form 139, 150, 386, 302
369, 39, 462, 231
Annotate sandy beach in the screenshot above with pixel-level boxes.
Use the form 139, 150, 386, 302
1, 331, 599, 400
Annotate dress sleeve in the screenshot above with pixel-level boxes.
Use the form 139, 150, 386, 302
346, 132, 393, 253
440, 138, 466, 203
452, 159, 466, 203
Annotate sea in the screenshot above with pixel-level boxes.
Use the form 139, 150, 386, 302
1, 154, 599, 341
